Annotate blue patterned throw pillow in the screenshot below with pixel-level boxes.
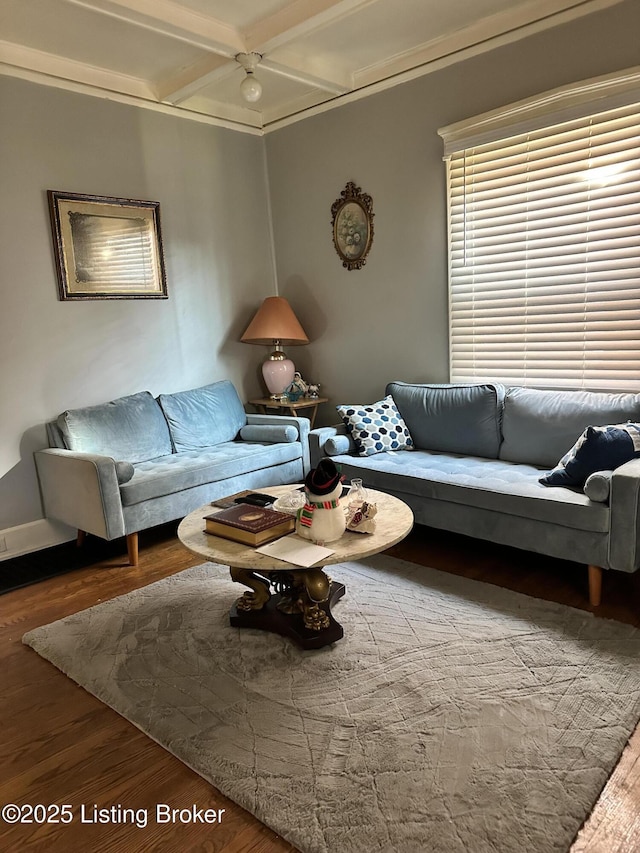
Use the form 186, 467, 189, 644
336, 395, 414, 457
539, 423, 640, 488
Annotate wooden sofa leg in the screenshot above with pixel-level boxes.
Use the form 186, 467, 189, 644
127, 532, 139, 567
77, 530, 86, 548
588, 565, 603, 607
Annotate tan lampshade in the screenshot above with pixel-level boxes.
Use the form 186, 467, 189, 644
240, 297, 309, 346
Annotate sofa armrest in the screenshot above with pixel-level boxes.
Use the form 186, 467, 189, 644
308, 424, 352, 468
608, 458, 640, 572
34, 448, 126, 541
245, 413, 310, 474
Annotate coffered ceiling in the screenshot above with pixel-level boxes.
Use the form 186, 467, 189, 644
0, 0, 622, 134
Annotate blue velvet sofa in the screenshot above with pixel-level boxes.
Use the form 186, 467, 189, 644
310, 382, 640, 605
35, 380, 310, 565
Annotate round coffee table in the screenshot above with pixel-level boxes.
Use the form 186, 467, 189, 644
178, 485, 414, 649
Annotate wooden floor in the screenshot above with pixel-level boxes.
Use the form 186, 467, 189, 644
1, 523, 640, 852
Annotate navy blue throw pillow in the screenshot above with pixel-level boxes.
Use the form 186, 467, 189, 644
539, 424, 640, 488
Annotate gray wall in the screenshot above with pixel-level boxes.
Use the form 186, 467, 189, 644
266, 0, 640, 423
0, 77, 274, 543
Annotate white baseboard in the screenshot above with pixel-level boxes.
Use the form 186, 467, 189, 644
0, 518, 75, 561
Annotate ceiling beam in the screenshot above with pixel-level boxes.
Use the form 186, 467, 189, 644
62, 0, 244, 55
0, 39, 153, 100
156, 55, 234, 104
354, 0, 623, 88
244, 0, 380, 54
262, 53, 351, 95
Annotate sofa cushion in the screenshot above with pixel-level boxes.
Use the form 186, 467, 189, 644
324, 450, 608, 533
336, 395, 414, 456
158, 380, 247, 452
386, 382, 505, 459
540, 424, 640, 488
57, 391, 172, 464
499, 387, 640, 467
121, 440, 302, 506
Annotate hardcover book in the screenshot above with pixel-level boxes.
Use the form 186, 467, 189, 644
203, 504, 295, 546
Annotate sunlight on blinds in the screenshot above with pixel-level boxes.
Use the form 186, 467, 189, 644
69, 213, 158, 289
447, 102, 640, 391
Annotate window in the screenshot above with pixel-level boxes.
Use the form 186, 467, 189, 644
440, 72, 640, 391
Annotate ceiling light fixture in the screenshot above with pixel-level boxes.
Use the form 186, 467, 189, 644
236, 52, 263, 104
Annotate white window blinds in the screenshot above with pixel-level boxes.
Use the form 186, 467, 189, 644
69, 213, 158, 290
445, 101, 640, 391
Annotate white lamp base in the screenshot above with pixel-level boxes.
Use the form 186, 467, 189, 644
262, 356, 294, 398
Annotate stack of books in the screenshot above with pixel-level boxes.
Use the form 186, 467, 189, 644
203, 504, 295, 546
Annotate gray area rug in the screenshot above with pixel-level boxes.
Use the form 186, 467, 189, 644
23, 556, 640, 853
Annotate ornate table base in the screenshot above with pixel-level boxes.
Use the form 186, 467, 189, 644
229, 566, 345, 649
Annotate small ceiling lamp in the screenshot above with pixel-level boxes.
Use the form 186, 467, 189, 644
236, 52, 263, 104
241, 296, 309, 399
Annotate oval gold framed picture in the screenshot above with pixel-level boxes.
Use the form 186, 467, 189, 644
331, 182, 374, 270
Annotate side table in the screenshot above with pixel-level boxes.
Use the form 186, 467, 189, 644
248, 396, 328, 428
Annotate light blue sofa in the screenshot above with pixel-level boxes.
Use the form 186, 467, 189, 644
35, 380, 310, 565
310, 382, 640, 605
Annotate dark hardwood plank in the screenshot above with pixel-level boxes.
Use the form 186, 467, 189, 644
1, 522, 639, 852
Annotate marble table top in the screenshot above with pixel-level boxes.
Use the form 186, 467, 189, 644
178, 484, 414, 571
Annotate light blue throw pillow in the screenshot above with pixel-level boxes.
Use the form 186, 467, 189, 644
336, 395, 414, 457
583, 470, 613, 503
324, 434, 355, 456
239, 424, 297, 443
115, 461, 135, 484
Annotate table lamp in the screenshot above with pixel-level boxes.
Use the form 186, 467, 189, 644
240, 296, 309, 399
